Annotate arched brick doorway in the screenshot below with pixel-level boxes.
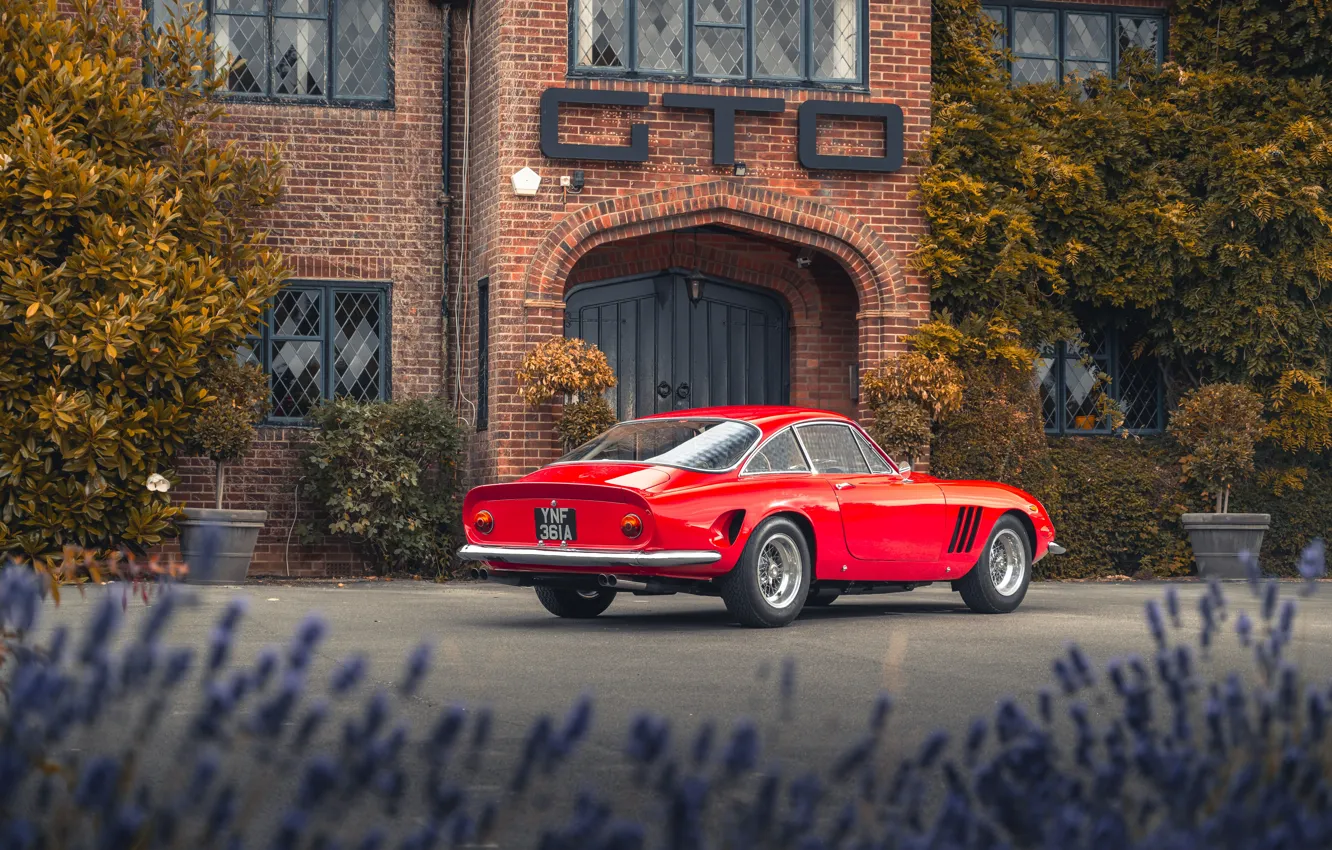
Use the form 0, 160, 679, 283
565, 270, 790, 420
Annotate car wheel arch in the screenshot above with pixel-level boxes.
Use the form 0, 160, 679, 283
1003, 508, 1038, 557
742, 509, 817, 566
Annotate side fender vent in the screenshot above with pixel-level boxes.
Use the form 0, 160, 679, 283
727, 510, 746, 545
948, 506, 985, 554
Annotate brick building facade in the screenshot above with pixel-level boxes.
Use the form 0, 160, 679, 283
138, 0, 1166, 576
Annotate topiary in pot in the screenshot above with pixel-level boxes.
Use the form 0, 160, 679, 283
1169, 383, 1269, 578
177, 358, 271, 585
517, 337, 618, 452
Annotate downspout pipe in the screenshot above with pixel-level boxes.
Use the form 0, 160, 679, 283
431, 0, 467, 398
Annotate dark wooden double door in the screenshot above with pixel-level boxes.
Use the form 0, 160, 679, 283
564, 272, 790, 420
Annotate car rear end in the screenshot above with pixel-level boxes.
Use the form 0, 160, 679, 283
459, 479, 725, 581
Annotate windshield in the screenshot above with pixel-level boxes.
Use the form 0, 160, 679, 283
559, 418, 761, 471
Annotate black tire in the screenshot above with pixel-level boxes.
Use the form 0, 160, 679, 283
804, 587, 841, 607
957, 515, 1031, 614
534, 586, 616, 619
718, 517, 812, 628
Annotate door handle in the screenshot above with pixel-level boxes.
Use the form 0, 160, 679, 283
657, 381, 672, 399
834, 482, 856, 490
676, 382, 690, 400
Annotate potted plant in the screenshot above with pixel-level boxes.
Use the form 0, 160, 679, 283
517, 337, 618, 451
1170, 383, 1269, 578
178, 358, 271, 584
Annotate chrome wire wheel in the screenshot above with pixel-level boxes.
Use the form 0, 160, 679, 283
988, 528, 1026, 597
757, 532, 802, 609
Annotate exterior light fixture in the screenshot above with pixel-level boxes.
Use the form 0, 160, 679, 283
511, 166, 541, 197
733, 161, 748, 177
687, 269, 706, 305
686, 228, 705, 305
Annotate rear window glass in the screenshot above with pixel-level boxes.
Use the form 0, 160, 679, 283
560, 418, 760, 471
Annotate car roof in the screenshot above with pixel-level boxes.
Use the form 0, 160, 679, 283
637, 405, 852, 433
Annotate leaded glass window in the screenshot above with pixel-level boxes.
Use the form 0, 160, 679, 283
982, 4, 1164, 85
245, 282, 391, 422
571, 0, 865, 86
151, 0, 390, 105
1038, 329, 1164, 435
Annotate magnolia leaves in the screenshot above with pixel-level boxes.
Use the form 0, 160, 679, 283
0, 0, 286, 561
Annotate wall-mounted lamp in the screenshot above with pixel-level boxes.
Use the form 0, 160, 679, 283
571, 170, 585, 192
732, 161, 748, 177
686, 269, 706, 305
794, 247, 814, 269
511, 166, 541, 197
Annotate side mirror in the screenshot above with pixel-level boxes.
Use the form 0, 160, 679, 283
897, 462, 912, 477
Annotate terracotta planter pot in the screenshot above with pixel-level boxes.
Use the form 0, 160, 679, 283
178, 508, 267, 585
1181, 512, 1270, 579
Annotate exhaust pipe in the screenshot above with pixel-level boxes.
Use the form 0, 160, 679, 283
469, 567, 490, 581
598, 574, 649, 592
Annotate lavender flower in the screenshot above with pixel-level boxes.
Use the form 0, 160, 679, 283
331, 654, 368, 697
721, 719, 760, 776
1164, 585, 1181, 628
1236, 611, 1254, 647
1145, 600, 1166, 648
400, 641, 432, 697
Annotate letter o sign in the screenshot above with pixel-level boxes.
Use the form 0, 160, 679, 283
797, 101, 904, 173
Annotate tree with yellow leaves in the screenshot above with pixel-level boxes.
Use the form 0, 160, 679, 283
0, 1, 286, 562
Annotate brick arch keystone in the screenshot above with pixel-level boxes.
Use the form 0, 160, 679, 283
524, 181, 906, 316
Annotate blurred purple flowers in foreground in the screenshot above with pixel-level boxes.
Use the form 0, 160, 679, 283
0, 540, 1328, 850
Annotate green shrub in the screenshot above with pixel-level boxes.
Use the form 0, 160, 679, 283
0, 0, 285, 564
1232, 458, 1332, 577
930, 361, 1051, 495
300, 398, 467, 576
1038, 438, 1198, 579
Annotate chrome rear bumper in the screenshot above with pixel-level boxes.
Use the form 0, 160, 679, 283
457, 544, 721, 568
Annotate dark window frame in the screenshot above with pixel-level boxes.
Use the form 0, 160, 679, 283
245, 281, 393, 426
1039, 328, 1165, 436
476, 277, 489, 432
981, 1, 1167, 83
147, 0, 395, 109
567, 0, 871, 90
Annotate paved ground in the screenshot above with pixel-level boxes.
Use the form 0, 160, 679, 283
29, 578, 1332, 842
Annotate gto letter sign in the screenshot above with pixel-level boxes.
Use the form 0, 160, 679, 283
539, 88, 904, 174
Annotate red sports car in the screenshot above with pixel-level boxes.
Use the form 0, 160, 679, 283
458, 407, 1063, 628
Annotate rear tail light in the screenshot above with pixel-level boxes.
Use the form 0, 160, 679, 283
474, 510, 494, 534
620, 513, 643, 539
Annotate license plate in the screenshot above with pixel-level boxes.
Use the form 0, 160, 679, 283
534, 507, 577, 542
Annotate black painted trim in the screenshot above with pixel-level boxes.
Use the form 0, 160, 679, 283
146, 0, 396, 110
797, 100, 904, 172
566, 0, 870, 89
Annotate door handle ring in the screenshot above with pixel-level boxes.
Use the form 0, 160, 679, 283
656, 381, 672, 399
676, 382, 690, 400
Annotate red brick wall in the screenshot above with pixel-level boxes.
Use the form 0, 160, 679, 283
456, 0, 934, 483
135, 0, 456, 575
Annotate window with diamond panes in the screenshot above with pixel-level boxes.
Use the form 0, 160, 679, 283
244, 283, 390, 423
1038, 329, 1164, 435
151, 0, 390, 105
981, 4, 1164, 84
572, 0, 865, 85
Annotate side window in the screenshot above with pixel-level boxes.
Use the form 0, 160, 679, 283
744, 429, 810, 474
852, 429, 892, 474
797, 424, 870, 475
